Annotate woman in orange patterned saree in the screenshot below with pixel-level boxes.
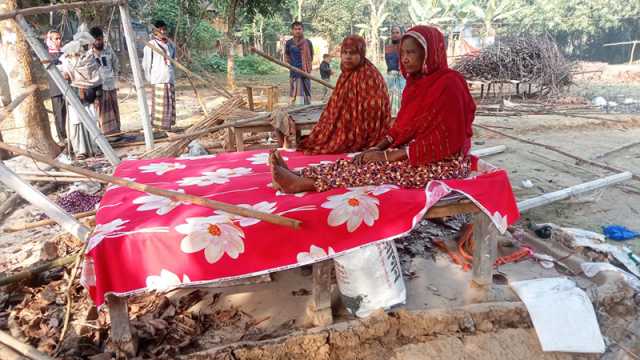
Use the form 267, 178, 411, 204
298, 35, 391, 154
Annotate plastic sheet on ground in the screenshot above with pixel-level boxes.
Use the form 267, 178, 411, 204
511, 277, 605, 353
581, 262, 640, 291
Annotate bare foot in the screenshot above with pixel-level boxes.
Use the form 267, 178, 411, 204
272, 164, 315, 194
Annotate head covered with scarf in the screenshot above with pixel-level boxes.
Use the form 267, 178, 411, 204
298, 35, 391, 154
340, 35, 366, 71
386, 25, 476, 165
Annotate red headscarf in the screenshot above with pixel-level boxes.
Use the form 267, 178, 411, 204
388, 25, 476, 166
298, 35, 391, 154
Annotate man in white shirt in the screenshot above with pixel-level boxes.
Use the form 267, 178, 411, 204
142, 20, 176, 130
90, 26, 121, 136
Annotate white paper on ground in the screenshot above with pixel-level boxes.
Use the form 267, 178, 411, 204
511, 277, 605, 353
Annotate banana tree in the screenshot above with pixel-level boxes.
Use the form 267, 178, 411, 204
470, 0, 521, 45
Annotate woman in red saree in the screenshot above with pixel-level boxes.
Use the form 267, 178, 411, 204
298, 35, 391, 154
271, 25, 476, 193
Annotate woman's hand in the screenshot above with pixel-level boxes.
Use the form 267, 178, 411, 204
353, 150, 385, 165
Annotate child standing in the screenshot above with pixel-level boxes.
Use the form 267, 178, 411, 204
319, 54, 332, 99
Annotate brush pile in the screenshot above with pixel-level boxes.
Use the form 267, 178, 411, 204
455, 35, 574, 94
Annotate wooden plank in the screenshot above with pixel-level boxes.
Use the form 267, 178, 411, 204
15, 15, 120, 166
246, 87, 255, 111
119, 4, 154, 151
107, 295, 137, 357
0, 0, 123, 21
234, 127, 245, 152
471, 212, 497, 287
517, 172, 632, 212
3, 210, 96, 233
0, 162, 91, 241
425, 201, 480, 219
0, 330, 53, 360
311, 260, 333, 326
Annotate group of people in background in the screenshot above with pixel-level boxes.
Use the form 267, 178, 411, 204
46, 25, 121, 160
45, 19, 177, 160
284, 22, 406, 116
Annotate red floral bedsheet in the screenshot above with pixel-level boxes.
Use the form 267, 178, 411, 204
82, 150, 519, 306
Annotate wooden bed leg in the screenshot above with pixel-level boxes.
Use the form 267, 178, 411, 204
311, 260, 333, 327
466, 212, 498, 303
225, 128, 236, 151
107, 295, 137, 357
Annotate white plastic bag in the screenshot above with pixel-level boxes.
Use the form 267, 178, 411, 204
334, 240, 406, 318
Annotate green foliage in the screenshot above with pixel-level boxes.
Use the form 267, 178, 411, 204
235, 55, 279, 74
195, 54, 228, 73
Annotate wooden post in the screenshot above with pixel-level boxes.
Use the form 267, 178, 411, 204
630, 41, 637, 65
14, 15, 120, 166
246, 86, 254, 111
311, 260, 333, 326
471, 212, 497, 287
118, 4, 154, 151
0, 162, 91, 241
234, 128, 245, 151
107, 295, 137, 357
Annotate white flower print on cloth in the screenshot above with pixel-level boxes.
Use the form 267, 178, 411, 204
139, 162, 186, 175
178, 154, 218, 160
425, 182, 452, 209
322, 190, 380, 232
297, 245, 335, 264
87, 218, 129, 251
176, 216, 245, 264
86, 219, 170, 252
491, 211, 508, 234
146, 269, 192, 291
132, 189, 189, 215
247, 152, 288, 165
215, 201, 277, 227
178, 167, 252, 187
267, 182, 306, 197
106, 177, 135, 192
352, 184, 400, 196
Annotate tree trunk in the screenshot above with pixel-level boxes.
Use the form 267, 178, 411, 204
368, 0, 387, 65
225, 0, 239, 90
297, 0, 304, 21
0, 0, 61, 156
0, 132, 9, 159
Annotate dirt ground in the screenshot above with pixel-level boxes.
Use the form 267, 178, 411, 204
0, 63, 639, 359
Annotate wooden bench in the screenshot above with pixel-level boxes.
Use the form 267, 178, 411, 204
107, 196, 497, 357
227, 105, 322, 152
245, 85, 279, 112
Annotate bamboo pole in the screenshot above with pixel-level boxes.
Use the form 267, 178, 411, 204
15, 15, 120, 166
0, 253, 78, 287
119, 4, 154, 151
473, 124, 640, 181
470, 145, 506, 157
0, 162, 92, 241
0, 0, 123, 21
143, 41, 232, 99
3, 210, 96, 233
251, 48, 335, 89
593, 140, 640, 160
517, 172, 632, 212
0, 142, 302, 229
0, 85, 38, 123
18, 175, 101, 183
0, 330, 54, 360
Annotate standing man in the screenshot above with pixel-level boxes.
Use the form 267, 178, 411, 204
285, 21, 313, 105
319, 53, 332, 100
89, 26, 121, 136
46, 30, 67, 143
385, 25, 405, 117
142, 20, 176, 131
